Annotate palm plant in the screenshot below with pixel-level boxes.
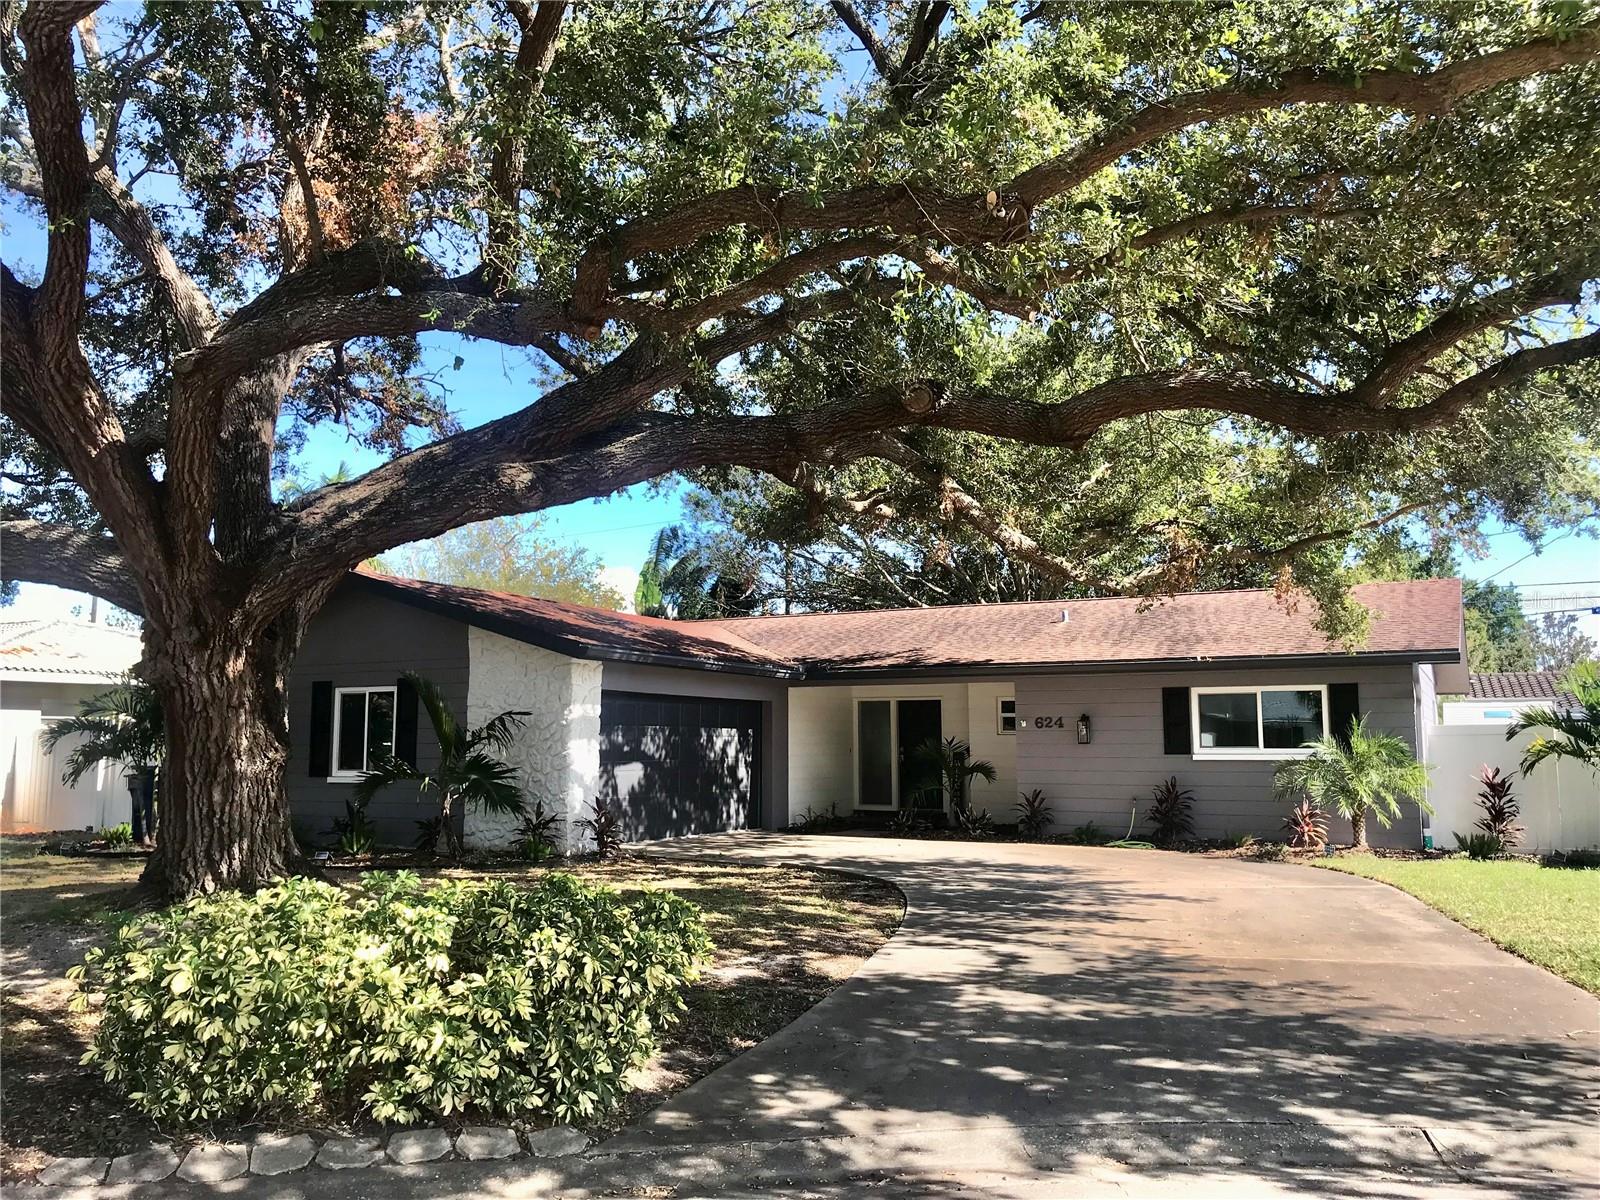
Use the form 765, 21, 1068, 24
1507, 661, 1599, 775
1273, 717, 1431, 850
910, 737, 997, 822
43, 675, 164, 785
44, 675, 164, 843
355, 672, 530, 860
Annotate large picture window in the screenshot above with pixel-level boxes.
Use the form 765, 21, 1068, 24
331, 686, 397, 778
1191, 685, 1327, 759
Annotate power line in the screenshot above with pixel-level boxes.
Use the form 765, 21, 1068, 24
1483, 529, 1580, 580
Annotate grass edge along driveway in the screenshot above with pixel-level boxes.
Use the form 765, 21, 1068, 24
1313, 856, 1600, 996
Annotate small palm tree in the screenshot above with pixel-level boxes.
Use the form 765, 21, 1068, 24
910, 737, 997, 821
43, 675, 164, 784
1273, 717, 1430, 850
355, 672, 531, 860
1507, 661, 1599, 775
43, 675, 164, 845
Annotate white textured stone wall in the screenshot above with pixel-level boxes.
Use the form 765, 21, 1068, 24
464, 628, 601, 852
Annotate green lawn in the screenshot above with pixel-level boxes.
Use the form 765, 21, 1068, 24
1314, 856, 1600, 995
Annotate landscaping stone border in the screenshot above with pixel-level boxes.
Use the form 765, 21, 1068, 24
26, 1126, 589, 1187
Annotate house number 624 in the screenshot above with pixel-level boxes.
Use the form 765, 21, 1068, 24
1034, 715, 1068, 729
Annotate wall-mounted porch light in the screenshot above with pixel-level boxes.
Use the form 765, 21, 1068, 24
1077, 714, 1091, 744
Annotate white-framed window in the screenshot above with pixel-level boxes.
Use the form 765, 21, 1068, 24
330, 685, 397, 780
997, 697, 1017, 735
1191, 684, 1328, 760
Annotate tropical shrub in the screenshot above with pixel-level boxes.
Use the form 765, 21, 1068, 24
953, 804, 995, 837
1273, 718, 1431, 850
97, 823, 134, 849
1143, 777, 1195, 846
790, 803, 848, 833
577, 798, 624, 856
1281, 799, 1328, 851
330, 796, 376, 855
1472, 765, 1523, 848
1542, 848, 1600, 870
1454, 831, 1506, 860
70, 872, 709, 1126
515, 801, 562, 861
886, 807, 927, 836
1014, 790, 1053, 840
358, 673, 530, 860
909, 737, 996, 824
413, 814, 448, 855
1066, 821, 1110, 846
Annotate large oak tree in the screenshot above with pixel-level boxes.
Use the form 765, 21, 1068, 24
2, 1, 1597, 897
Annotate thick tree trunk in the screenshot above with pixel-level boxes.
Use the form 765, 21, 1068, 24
139, 615, 303, 898
1350, 804, 1369, 851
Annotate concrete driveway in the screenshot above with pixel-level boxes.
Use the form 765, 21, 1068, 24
604, 833, 1600, 1194
43, 834, 1599, 1199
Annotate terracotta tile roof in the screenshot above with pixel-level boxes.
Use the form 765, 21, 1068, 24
697, 578, 1464, 675
352, 572, 798, 675
1469, 671, 1576, 704
0, 619, 142, 682
359, 572, 1463, 678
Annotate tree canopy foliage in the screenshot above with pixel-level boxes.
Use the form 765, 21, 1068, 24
376, 515, 623, 608
2, 0, 1597, 894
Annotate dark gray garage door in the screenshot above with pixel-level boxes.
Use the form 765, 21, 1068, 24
598, 691, 761, 841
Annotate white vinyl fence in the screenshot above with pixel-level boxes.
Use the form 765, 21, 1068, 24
1426, 723, 1600, 852
0, 708, 125, 834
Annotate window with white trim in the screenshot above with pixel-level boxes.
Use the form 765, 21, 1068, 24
1191, 684, 1327, 758
331, 686, 397, 778
997, 697, 1017, 735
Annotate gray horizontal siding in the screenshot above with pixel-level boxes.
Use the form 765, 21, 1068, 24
1016, 664, 1422, 847
287, 582, 469, 848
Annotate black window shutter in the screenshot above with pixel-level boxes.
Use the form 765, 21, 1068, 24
394, 676, 419, 768
1161, 687, 1192, 754
1328, 683, 1360, 747
308, 681, 334, 777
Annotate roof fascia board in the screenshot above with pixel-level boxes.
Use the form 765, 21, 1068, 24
795, 649, 1459, 683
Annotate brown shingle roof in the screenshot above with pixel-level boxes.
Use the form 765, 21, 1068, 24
352, 572, 798, 675
358, 572, 1463, 679
1469, 671, 1575, 703
697, 578, 1464, 675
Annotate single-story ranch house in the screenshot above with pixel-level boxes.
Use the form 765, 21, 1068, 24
288, 573, 1467, 852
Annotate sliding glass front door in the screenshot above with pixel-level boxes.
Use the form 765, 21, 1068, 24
855, 698, 942, 810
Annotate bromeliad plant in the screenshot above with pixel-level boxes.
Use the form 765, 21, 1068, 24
1281, 799, 1328, 852
1273, 717, 1431, 850
356, 672, 530, 860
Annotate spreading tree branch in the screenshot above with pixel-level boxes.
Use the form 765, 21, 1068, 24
0, 520, 143, 614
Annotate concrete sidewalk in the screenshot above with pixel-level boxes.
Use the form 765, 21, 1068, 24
14, 834, 1598, 1198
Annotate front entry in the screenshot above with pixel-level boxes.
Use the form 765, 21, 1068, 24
855, 698, 942, 811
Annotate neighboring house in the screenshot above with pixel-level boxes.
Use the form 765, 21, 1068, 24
0, 619, 142, 833
1430, 670, 1598, 852
1440, 671, 1578, 724
290, 574, 1468, 851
